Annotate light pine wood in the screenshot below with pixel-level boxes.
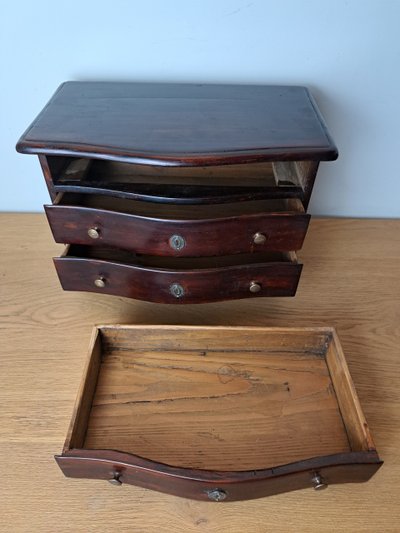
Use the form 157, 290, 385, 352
99, 325, 329, 353
1, 214, 399, 532
82, 326, 350, 470
326, 330, 377, 453
63, 329, 101, 452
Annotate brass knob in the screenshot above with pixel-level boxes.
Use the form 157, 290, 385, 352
253, 232, 267, 245
88, 227, 100, 239
108, 472, 122, 486
169, 234, 186, 251
206, 488, 227, 502
311, 473, 328, 491
94, 277, 106, 288
170, 283, 185, 298
249, 281, 261, 293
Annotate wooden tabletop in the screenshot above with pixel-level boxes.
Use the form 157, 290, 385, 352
16, 82, 338, 165
1, 214, 399, 533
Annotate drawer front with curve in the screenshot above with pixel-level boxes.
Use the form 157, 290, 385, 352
45, 195, 309, 257
56, 451, 382, 502
54, 247, 302, 304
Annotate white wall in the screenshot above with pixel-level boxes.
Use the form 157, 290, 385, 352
2, 0, 399, 216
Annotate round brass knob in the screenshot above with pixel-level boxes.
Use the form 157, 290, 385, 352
170, 283, 185, 298
88, 227, 100, 239
253, 232, 267, 245
108, 472, 122, 486
249, 281, 261, 293
169, 234, 186, 251
311, 473, 328, 491
94, 277, 106, 288
206, 488, 227, 502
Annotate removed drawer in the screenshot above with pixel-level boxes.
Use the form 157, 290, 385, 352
56, 325, 382, 501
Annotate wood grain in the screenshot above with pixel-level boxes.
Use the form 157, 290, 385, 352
56, 450, 381, 503
54, 247, 302, 303
58, 325, 380, 501
83, 327, 350, 471
1, 214, 399, 531
326, 331, 377, 453
63, 329, 101, 452
45, 195, 309, 256
16, 82, 338, 165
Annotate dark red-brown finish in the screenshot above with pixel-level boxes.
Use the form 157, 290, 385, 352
54, 254, 302, 304
55, 449, 382, 502
45, 204, 310, 256
38, 155, 57, 201
16, 82, 339, 303
16, 82, 338, 166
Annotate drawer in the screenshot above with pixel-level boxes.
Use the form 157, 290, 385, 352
45, 193, 310, 256
56, 451, 381, 502
55, 326, 382, 501
53, 245, 302, 304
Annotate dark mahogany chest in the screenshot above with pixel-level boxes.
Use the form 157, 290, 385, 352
17, 82, 337, 304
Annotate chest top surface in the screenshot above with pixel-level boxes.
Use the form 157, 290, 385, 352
16, 82, 337, 166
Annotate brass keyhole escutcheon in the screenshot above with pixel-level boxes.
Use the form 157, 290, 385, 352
206, 488, 227, 502
170, 283, 185, 298
169, 234, 186, 251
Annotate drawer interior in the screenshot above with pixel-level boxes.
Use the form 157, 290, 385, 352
65, 326, 377, 472
63, 244, 298, 269
55, 193, 305, 219
47, 156, 305, 203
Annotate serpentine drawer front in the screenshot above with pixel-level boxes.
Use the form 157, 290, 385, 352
55, 325, 382, 501
54, 246, 301, 304
16, 81, 338, 303
45, 195, 310, 257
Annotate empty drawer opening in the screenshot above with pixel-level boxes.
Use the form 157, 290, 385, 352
54, 192, 305, 219
47, 156, 305, 204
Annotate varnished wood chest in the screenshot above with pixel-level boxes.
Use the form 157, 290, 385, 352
17, 82, 337, 304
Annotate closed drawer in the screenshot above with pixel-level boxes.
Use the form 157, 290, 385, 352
45, 193, 309, 257
54, 245, 302, 304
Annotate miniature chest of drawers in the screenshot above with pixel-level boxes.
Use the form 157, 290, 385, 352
16, 87, 383, 501
17, 82, 338, 304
